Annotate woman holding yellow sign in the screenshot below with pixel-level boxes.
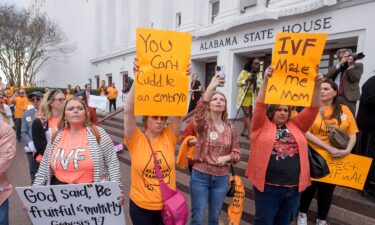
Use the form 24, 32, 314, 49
246, 66, 323, 225
297, 79, 358, 225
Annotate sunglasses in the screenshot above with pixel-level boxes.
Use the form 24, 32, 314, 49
19, 92, 26, 94
30, 97, 42, 102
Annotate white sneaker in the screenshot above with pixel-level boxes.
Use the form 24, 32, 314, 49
297, 212, 307, 225
316, 218, 328, 225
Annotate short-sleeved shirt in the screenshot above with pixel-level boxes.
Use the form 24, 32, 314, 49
107, 87, 118, 100
14, 96, 29, 118
124, 124, 179, 210
309, 105, 359, 151
266, 126, 300, 186
50, 129, 93, 184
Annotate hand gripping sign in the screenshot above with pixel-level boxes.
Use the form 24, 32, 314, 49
265, 32, 327, 107
135, 28, 192, 116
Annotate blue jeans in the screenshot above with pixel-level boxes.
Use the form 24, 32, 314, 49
254, 184, 300, 225
0, 199, 9, 225
190, 169, 229, 225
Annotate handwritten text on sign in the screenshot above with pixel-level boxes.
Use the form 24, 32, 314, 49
16, 182, 125, 225
135, 28, 192, 116
312, 150, 373, 190
265, 33, 327, 106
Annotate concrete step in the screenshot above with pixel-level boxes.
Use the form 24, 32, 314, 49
99, 113, 375, 225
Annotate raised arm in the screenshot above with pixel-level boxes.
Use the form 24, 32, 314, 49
123, 60, 138, 140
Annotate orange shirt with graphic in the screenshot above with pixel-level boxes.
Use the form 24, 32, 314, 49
14, 96, 29, 118
309, 105, 359, 151
50, 129, 94, 184
124, 124, 179, 210
107, 87, 118, 100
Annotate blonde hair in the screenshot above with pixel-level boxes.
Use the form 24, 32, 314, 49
208, 91, 228, 122
58, 97, 92, 130
40, 89, 64, 120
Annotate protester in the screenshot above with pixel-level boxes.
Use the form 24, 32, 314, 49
177, 119, 196, 174
0, 92, 13, 126
82, 83, 95, 103
298, 79, 358, 225
0, 121, 16, 225
76, 91, 98, 125
236, 58, 263, 137
123, 60, 185, 225
74, 85, 82, 95
327, 49, 363, 115
65, 88, 73, 100
99, 80, 108, 96
246, 66, 323, 225
12, 89, 29, 141
189, 74, 240, 225
107, 82, 118, 112
21, 91, 44, 183
188, 73, 202, 113
356, 74, 375, 200
33, 97, 122, 198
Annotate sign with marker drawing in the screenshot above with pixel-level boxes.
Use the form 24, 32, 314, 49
265, 32, 327, 106
135, 28, 192, 116
312, 150, 373, 190
16, 182, 125, 225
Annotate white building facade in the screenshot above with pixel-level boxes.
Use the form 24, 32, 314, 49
33, 0, 375, 117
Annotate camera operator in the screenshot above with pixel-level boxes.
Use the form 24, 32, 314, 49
327, 48, 364, 115
236, 58, 263, 138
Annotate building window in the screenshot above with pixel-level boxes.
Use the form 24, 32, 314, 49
95, 76, 100, 89
176, 12, 182, 29
210, 1, 220, 23
107, 74, 112, 86
121, 72, 129, 93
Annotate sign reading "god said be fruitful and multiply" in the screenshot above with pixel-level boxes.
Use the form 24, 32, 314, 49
135, 28, 192, 116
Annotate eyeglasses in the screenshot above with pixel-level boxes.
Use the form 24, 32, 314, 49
30, 97, 42, 102
19, 92, 26, 94
54, 98, 66, 103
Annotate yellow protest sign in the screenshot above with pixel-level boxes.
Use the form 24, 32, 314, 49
312, 150, 373, 190
135, 28, 192, 116
265, 32, 328, 106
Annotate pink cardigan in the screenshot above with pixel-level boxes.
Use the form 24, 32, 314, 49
246, 102, 319, 192
0, 121, 16, 205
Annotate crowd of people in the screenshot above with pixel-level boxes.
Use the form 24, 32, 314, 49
0, 47, 374, 225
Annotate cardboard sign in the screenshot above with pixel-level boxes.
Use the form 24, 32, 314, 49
265, 32, 327, 106
135, 28, 192, 116
88, 95, 108, 111
16, 182, 125, 225
312, 150, 373, 190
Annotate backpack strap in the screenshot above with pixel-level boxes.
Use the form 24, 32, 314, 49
90, 125, 101, 144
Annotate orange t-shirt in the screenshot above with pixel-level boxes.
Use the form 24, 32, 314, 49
50, 129, 94, 184
124, 124, 179, 210
36, 117, 61, 163
14, 96, 29, 118
107, 87, 118, 100
65, 93, 73, 100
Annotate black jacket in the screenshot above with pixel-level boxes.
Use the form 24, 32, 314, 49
357, 75, 375, 131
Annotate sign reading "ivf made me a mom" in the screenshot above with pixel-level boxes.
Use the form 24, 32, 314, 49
265, 32, 327, 106
135, 28, 192, 116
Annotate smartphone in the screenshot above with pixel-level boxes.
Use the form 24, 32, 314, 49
215, 65, 225, 78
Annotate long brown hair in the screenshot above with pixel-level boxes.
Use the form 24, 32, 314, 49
58, 97, 92, 130
322, 79, 343, 124
208, 91, 228, 122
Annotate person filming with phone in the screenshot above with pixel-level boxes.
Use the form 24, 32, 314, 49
236, 58, 263, 138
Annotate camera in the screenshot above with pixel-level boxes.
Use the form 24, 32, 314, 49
352, 52, 365, 61
215, 65, 225, 78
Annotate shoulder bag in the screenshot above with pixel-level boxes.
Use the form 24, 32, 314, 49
226, 165, 236, 197
320, 108, 350, 149
308, 145, 330, 179
146, 138, 188, 225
